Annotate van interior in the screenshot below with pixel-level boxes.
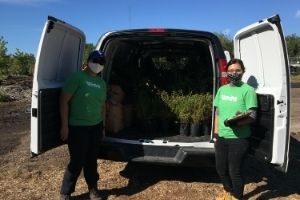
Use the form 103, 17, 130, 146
103, 36, 215, 143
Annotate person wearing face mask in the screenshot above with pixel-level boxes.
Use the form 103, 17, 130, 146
213, 58, 257, 200
59, 50, 107, 200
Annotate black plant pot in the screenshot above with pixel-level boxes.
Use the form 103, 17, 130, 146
202, 123, 210, 135
190, 123, 202, 137
179, 123, 190, 136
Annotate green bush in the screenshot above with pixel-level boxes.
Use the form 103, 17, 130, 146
0, 89, 10, 102
159, 91, 186, 122
159, 91, 213, 124
190, 93, 213, 124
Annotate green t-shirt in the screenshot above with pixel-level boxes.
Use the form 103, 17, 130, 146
63, 71, 107, 126
213, 82, 257, 138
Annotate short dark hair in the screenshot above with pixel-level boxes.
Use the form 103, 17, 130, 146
226, 58, 245, 72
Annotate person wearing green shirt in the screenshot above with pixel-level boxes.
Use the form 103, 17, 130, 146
60, 50, 107, 200
214, 59, 257, 200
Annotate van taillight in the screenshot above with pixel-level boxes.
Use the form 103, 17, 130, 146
148, 28, 167, 33
218, 59, 229, 85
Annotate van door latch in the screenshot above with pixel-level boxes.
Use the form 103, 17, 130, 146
32, 108, 38, 117
277, 100, 284, 105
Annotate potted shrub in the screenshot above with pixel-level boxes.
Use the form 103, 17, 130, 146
158, 91, 177, 133
159, 91, 188, 135
177, 94, 192, 135
165, 92, 192, 136
190, 93, 213, 136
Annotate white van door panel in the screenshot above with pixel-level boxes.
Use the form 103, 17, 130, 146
234, 15, 290, 172
30, 16, 85, 155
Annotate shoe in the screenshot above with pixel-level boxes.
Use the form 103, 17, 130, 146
215, 190, 230, 200
60, 194, 71, 200
89, 187, 102, 200
229, 195, 239, 200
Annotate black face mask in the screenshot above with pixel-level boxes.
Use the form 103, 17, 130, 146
227, 73, 243, 85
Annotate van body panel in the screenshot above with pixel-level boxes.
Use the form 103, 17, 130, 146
30, 16, 85, 155
234, 15, 290, 172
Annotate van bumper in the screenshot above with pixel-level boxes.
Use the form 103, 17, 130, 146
98, 142, 215, 167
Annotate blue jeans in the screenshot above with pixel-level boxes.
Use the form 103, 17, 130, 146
60, 122, 103, 195
215, 136, 249, 199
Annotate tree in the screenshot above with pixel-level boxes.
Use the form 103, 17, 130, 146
285, 34, 300, 57
214, 32, 233, 56
0, 36, 10, 75
10, 49, 35, 75
83, 43, 95, 64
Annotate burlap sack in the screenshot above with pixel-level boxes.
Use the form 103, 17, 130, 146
109, 85, 124, 104
106, 101, 124, 133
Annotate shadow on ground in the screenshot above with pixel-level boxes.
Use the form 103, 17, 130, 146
244, 135, 300, 199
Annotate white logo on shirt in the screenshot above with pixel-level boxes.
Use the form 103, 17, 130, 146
221, 95, 237, 102
86, 81, 101, 89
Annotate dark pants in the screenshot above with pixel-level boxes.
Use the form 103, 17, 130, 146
215, 137, 249, 199
60, 122, 103, 195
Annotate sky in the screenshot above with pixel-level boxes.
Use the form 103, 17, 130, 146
0, 0, 299, 56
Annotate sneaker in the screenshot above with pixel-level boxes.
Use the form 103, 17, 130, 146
60, 194, 71, 200
215, 190, 230, 200
89, 187, 102, 200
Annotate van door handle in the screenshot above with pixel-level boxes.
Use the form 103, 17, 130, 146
32, 108, 38, 117
277, 100, 284, 105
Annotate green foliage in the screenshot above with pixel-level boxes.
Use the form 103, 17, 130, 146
10, 49, 35, 75
189, 93, 213, 123
176, 94, 191, 123
83, 43, 95, 64
0, 36, 35, 76
0, 88, 10, 102
158, 90, 177, 119
136, 81, 175, 120
159, 91, 213, 123
0, 36, 10, 74
214, 32, 233, 56
0, 73, 8, 81
160, 91, 191, 123
286, 34, 300, 57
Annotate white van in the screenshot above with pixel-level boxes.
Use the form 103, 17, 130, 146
30, 15, 291, 172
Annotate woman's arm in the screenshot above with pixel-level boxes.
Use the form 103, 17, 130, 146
214, 107, 219, 134
235, 108, 257, 126
60, 92, 72, 141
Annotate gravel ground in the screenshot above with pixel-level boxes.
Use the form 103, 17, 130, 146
0, 76, 299, 200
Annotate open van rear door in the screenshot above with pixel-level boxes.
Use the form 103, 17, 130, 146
234, 15, 290, 172
30, 16, 85, 155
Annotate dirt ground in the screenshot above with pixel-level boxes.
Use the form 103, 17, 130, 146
0, 76, 300, 200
